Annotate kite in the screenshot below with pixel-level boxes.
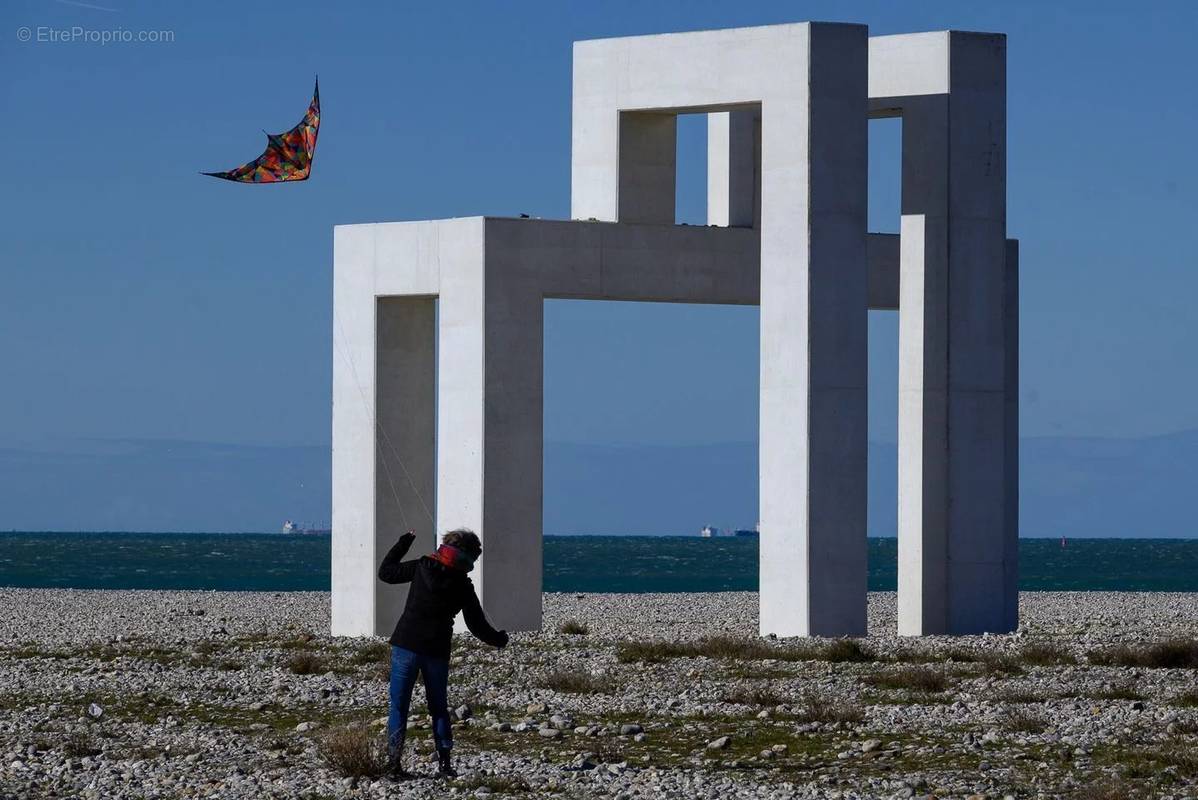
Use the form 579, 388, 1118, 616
203, 78, 320, 183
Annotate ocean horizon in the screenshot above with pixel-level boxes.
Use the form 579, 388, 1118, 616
2, 532, 1197, 593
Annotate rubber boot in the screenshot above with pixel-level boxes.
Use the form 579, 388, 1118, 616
387, 737, 408, 780
436, 748, 456, 778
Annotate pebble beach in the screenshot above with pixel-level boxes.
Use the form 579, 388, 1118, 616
2, 589, 1198, 799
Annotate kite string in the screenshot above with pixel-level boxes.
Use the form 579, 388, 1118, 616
333, 317, 436, 528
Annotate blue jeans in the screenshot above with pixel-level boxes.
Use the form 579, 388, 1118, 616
388, 646, 452, 753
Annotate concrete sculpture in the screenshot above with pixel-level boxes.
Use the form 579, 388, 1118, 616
331, 22, 1018, 638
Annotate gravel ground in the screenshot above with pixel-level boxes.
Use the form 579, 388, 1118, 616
2, 589, 1197, 799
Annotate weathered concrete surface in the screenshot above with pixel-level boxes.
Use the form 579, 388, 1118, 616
894, 32, 1013, 636
333, 22, 1017, 639
573, 21, 872, 638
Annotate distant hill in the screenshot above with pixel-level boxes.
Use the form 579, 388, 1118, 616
1, 431, 1195, 537
546, 433, 1198, 537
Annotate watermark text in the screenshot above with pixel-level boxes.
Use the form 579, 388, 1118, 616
17, 26, 175, 44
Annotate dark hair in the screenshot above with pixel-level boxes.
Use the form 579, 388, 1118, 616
442, 528, 481, 558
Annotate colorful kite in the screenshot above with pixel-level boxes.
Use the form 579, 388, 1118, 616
203, 78, 320, 183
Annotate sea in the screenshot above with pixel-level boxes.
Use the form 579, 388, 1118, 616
1, 533, 1196, 593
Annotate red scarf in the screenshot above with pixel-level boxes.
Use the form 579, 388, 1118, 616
430, 543, 476, 572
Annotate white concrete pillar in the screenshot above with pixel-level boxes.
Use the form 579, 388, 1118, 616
707, 109, 760, 227
618, 112, 677, 224
759, 23, 869, 637
897, 33, 1011, 635
1003, 239, 1020, 631
373, 297, 438, 635
331, 227, 379, 637
434, 222, 487, 620
897, 212, 949, 635
480, 276, 544, 631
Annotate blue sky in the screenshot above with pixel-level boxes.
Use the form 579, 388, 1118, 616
2, 0, 1195, 455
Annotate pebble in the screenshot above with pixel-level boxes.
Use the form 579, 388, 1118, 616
1, 588, 1197, 800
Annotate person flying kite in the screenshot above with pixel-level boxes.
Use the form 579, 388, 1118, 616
203, 78, 320, 183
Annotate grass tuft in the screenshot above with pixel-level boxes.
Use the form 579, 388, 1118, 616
1074, 779, 1138, 800
1002, 707, 1047, 733
1018, 640, 1077, 666
722, 686, 786, 708
792, 695, 864, 726
941, 647, 1023, 675
1088, 638, 1198, 669
1088, 684, 1144, 701
557, 620, 589, 635
863, 666, 948, 694
287, 652, 328, 675
454, 775, 531, 794
816, 639, 876, 663
349, 641, 389, 666
615, 635, 876, 665
616, 640, 693, 664
992, 687, 1046, 704
317, 724, 389, 778
62, 730, 100, 758
536, 670, 617, 695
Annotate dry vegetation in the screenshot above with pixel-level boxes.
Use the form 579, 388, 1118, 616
316, 724, 390, 779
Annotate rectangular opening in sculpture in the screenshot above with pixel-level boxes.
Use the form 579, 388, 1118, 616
675, 112, 707, 225
869, 117, 901, 234
373, 295, 438, 633
542, 299, 758, 582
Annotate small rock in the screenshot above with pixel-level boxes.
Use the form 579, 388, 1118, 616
538, 728, 562, 739
526, 702, 547, 714
707, 736, 731, 750
619, 724, 643, 736
295, 721, 320, 732
87, 703, 103, 719
569, 756, 596, 771
454, 704, 473, 721
861, 739, 882, 753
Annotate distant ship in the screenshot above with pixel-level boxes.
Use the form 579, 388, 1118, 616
281, 520, 331, 535
699, 524, 759, 538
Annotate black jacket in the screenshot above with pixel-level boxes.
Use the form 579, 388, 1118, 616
378, 534, 508, 659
